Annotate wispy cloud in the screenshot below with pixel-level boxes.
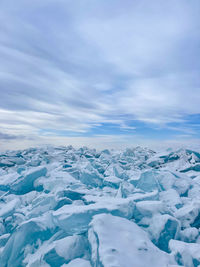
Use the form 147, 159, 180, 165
0, 0, 200, 149
0, 132, 23, 140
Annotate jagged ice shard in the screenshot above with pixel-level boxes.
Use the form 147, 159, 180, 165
1, 146, 200, 266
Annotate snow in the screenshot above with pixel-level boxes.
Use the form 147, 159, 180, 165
0, 198, 20, 218
180, 227, 199, 243
54, 235, 87, 260
169, 239, 200, 266
0, 145, 200, 266
88, 213, 175, 267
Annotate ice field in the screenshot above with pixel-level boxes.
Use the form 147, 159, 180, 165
1, 146, 200, 266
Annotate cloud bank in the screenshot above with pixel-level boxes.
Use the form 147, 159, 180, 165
0, 0, 200, 149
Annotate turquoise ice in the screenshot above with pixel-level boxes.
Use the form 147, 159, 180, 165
0, 146, 200, 266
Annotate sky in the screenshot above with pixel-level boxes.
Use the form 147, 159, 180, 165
0, 0, 200, 150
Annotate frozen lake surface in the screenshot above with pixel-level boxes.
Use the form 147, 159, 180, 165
0, 146, 200, 266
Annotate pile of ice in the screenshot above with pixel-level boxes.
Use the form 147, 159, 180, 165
1, 146, 200, 267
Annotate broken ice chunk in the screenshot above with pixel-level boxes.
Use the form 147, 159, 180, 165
10, 166, 47, 194
36, 170, 78, 193
0, 221, 6, 235
103, 176, 122, 189
28, 159, 41, 167
169, 239, 200, 267
180, 227, 199, 243
44, 235, 88, 266
136, 171, 163, 192
136, 170, 190, 196
134, 200, 166, 223
181, 164, 200, 173
0, 159, 15, 168
5, 156, 25, 166
148, 214, 180, 252
0, 233, 10, 248
116, 181, 135, 198
0, 198, 21, 219
175, 201, 200, 228
188, 183, 200, 199
104, 164, 128, 180
54, 235, 87, 261
52, 198, 135, 235
23, 233, 89, 267
88, 213, 175, 267
1, 213, 55, 267
159, 189, 182, 210
0, 172, 21, 191
56, 190, 85, 201
79, 170, 104, 187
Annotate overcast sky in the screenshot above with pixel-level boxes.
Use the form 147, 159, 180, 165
0, 0, 200, 150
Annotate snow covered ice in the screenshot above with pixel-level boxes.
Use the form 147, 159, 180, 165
1, 146, 200, 266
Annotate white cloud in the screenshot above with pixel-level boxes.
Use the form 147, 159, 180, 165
0, 0, 200, 148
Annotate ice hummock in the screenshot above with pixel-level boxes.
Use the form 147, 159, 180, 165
0, 145, 200, 266
88, 213, 176, 267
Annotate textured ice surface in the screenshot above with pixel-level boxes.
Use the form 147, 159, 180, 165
0, 145, 200, 266
88, 213, 176, 267
169, 239, 200, 267
62, 258, 91, 267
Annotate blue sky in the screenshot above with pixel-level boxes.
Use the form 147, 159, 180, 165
0, 0, 200, 149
